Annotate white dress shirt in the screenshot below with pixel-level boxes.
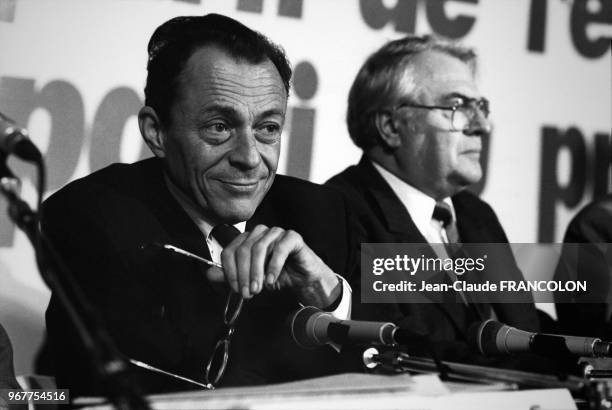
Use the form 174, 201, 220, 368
371, 161, 456, 246
164, 175, 351, 319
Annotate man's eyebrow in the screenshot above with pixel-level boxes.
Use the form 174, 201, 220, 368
196, 105, 285, 121
255, 108, 285, 121
441, 92, 471, 101
198, 104, 239, 119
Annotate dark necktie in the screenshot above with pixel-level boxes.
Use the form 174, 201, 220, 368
209, 223, 242, 294
210, 224, 242, 248
432, 201, 489, 321
432, 201, 460, 245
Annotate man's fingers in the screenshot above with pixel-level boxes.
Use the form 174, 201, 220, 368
265, 230, 303, 287
221, 231, 250, 293
205, 266, 225, 283
250, 226, 285, 293
233, 225, 268, 298
209, 226, 305, 297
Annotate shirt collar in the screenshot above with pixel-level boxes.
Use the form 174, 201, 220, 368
163, 173, 246, 240
370, 160, 455, 231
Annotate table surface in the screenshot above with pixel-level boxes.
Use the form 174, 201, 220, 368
75, 372, 578, 410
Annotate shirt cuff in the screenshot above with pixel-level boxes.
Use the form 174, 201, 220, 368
325, 274, 352, 320
295, 274, 352, 352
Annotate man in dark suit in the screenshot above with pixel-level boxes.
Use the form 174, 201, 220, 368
326, 36, 540, 365
555, 194, 612, 339
38, 14, 352, 396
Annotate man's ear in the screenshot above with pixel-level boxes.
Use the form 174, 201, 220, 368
374, 110, 402, 149
138, 106, 166, 158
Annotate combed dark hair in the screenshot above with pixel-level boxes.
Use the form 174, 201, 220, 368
347, 35, 476, 150
144, 13, 292, 126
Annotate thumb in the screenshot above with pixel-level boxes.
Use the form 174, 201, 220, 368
206, 266, 225, 282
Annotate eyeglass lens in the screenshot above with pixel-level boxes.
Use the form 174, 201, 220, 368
205, 338, 230, 386
451, 99, 489, 131
204, 291, 244, 387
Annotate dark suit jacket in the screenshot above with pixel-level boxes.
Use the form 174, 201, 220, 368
37, 158, 353, 396
555, 194, 612, 339
0, 324, 26, 410
0, 324, 21, 390
326, 157, 540, 365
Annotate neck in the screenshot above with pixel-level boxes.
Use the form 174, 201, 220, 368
367, 150, 458, 200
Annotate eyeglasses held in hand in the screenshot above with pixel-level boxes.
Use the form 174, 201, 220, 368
204, 291, 244, 387
144, 242, 245, 388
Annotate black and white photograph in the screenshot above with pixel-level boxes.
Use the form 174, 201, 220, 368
0, 0, 610, 408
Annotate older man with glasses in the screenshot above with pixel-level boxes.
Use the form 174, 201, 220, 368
326, 36, 542, 369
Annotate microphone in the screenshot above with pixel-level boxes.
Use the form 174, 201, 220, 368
290, 306, 399, 349
0, 114, 42, 162
469, 319, 612, 358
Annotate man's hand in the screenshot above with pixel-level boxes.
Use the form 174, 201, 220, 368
205, 224, 341, 308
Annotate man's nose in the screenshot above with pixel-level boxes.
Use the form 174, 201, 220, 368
228, 129, 261, 169
463, 110, 492, 136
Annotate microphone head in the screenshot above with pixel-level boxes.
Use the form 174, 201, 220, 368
0, 115, 41, 162
467, 319, 506, 356
290, 306, 325, 349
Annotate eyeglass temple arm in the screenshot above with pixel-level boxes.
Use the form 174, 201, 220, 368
142, 242, 223, 268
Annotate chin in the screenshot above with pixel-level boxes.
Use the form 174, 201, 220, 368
463, 162, 482, 182
450, 168, 482, 190
215, 209, 255, 225
201, 180, 272, 223
212, 201, 259, 224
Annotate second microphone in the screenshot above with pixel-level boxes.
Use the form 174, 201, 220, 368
291, 306, 403, 349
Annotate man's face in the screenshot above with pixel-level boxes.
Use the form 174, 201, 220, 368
392, 50, 490, 199
160, 45, 286, 223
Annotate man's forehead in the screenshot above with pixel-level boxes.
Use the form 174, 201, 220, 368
178, 45, 287, 111
403, 50, 478, 99
185, 46, 283, 85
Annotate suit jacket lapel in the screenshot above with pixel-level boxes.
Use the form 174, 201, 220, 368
142, 160, 212, 261
355, 157, 426, 242
453, 194, 492, 244
356, 157, 469, 330
247, 185, 280, 231
453, 193, 522, 322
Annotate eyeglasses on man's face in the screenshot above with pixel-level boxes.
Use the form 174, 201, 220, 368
394, 97, 490, 132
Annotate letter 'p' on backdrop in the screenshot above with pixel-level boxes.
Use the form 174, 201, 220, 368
0, 0, 610, 373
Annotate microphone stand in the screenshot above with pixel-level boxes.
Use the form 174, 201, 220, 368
362, 347, 585, 392
363, 347, 612, 409
580, 357, 612, 379
0, 171, 150, 410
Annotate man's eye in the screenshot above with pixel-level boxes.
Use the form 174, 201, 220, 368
202, 122, 232, 143
255, 123, 281, 142
263, 124, 280, 133
207, 123, 230, 134
449, 98, 465, 109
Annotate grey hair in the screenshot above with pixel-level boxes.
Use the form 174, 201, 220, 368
346, 35, 476, 150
